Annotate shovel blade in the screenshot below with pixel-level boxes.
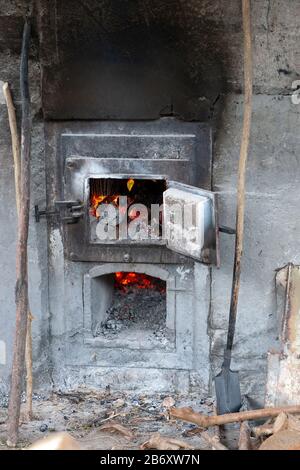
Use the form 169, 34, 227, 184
215, 369, 241, 415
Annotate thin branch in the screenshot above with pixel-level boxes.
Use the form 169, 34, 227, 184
2, 82, 33, 423
170, 405, 300, 429
2, 83, 21, 215
225, 0, 253, 354
25, 311, 33, 420
7, 20, 31, 447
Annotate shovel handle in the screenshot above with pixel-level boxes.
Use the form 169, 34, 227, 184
223, 348, 232, 370
225, 0, 252, 361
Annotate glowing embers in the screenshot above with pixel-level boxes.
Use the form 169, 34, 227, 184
115, 272, 166, 292
92, 272, 172, 349
89, 178, 166, 242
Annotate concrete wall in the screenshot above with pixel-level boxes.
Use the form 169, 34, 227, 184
0, 0, 299, 402
210, 1, 300, 402
211, 93, 300, 403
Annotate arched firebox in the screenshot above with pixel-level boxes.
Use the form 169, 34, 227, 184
83, 264, 175, 351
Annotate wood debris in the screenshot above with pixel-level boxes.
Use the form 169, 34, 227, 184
130, 416, 156, 424
98, 422, 134, 440
259, 429, 300, 451
253, 413, 299, 439
182, 427, 202, 437
169, 405, 300, 428
238, 422, 252, 450
253, 420, 274, 438
101, 411, 124, 423
252, 413, 300, 450
286, 414, 300, 433
112, 399, 125, 409
29, 432, 81, 450
273, 412, 288, 434
162, 397, 175, 409
201, 431, 228, 450
141, 433, 194, 450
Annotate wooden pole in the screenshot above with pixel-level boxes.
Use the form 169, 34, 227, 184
2, 83, 21, 213
225, 0, 253, 355
7, 20, 31, 447
2, 82, 33, 422
170, 405, 300, 429
25, 312, 33, 420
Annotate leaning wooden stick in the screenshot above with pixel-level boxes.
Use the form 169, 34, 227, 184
228, 0, 253, 345
7, 20, 31, 447
3, 82, 33, 422
170, 406, 300, 429
25, 312, 33, 420
2, 83, 21, 212
214, 0, 253, 415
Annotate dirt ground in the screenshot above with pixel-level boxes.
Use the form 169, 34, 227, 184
0, 390, 236, 450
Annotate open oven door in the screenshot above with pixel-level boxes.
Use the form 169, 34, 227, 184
163, 181, 220, 266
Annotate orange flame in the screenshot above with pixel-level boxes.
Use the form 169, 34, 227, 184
127, 178, 135, 192
90, 180, 135, 218
90, 194, 120, 218
115, 272, 165, 292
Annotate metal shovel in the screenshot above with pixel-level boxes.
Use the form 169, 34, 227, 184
215, 344, 241, 415
215, 287, 242, 414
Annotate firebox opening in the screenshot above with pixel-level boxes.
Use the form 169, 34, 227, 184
89, 177, 166, 243
91, 272, 174, 350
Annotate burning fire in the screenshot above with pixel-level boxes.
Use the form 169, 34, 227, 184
90, 179, 135, 218
115, 272, 166, 292
127, 178, 135, 192
90, 194, 120, 218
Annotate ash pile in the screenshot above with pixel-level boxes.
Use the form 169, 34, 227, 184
94, 287, 172, 345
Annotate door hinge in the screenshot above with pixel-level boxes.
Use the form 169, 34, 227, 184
34, 200, 84, 224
